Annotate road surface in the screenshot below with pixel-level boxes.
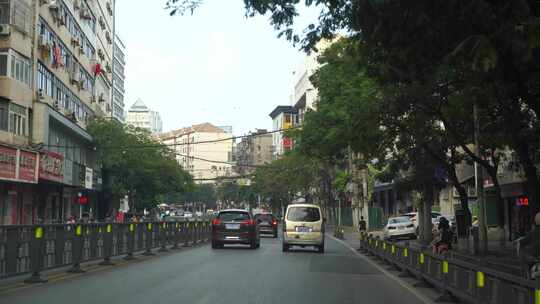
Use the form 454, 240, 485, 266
1, 234, 427, 304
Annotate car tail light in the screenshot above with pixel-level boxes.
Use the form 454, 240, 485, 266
242, 219, 256, 226
272, 219, 278, 226
212, 218, 221, 226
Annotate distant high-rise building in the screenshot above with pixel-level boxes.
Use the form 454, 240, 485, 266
112, 34, 126, 122
126, 99, 163, 134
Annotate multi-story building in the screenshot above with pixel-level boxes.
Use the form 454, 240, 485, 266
159, 123, 233, 183
292, 38, 338, 124
269, 106, 297, 159
235, 129, 273, 175
125, 98, 162, 134
111, 33, 125, 122
0, 0, 116, 225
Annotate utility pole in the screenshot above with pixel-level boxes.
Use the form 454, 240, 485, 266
473, 102, 488, 255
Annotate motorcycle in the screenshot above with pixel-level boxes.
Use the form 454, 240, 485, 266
515, 236, 540, 280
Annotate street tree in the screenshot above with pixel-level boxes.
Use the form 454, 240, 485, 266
88, 119, 193, 212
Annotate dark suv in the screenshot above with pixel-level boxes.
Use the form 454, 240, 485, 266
211, 209, 260, 249
254, 213, 278, 238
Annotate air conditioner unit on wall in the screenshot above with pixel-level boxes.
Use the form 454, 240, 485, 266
0, 24, 11, 36
38, 89, 45, 101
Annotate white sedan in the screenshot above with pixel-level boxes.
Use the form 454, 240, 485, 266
383, 217, 417, 240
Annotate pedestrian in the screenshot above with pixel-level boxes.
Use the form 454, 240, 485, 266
518, 213, 540, 265
433, 217, 453, 254
358, 216, 367, 251
67, 215, 76, 224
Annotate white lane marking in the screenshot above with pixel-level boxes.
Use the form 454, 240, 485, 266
328, 234, 435, 304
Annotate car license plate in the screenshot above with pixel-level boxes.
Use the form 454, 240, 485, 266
226, 224, 240, 230
296, 226, 311, 233
398, 226, 405, 230
225, 236, 239, 240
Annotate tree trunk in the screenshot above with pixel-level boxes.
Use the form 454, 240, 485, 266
420, 183, 434, 246
447, 163, 471, 227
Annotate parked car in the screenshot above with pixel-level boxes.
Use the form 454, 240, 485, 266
254, 213, 278, 238
402, 211, 442, 234
211, 209, 260, 249
183, 212, 193, 218
383, 216, 416, 240
282, 204, 325, 253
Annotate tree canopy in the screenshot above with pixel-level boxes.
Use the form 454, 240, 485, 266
88, 119, 193, 211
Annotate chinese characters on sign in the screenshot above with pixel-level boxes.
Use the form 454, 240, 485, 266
0, 145, 38, 183
39, 151, 64, 183
0, 145, 17, 180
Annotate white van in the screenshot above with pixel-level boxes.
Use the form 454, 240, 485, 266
282, 204, 324, 253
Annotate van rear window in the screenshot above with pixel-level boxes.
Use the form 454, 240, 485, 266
287, 207, 320, 222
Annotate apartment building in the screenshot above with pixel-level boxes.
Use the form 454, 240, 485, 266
159, 123, 234, 183
292, 38, 338, 124
125, 98, 162, 134
112, 33, 124, 122
235, 129, 272, 175
0, 0, 116, 225
269, 106, 297, 159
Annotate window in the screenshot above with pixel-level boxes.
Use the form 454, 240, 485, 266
0, 100, 8, 131
7, 51, 31, 86
286, 207, 321, 222
8, 103, 26, 136
0, 53, 6, 76
218, 211, 250, 221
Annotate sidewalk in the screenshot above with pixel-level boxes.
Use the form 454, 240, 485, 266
336, 226, 522, 277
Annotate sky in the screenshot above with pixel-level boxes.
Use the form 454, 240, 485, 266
115, 0, 319, 135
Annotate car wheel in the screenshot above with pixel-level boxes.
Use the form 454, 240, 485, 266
273, 232, 278, 238
250, 239, 257, 249
211, 241, 219, 249
282, 243, 289, 252
318, 244, 325, 254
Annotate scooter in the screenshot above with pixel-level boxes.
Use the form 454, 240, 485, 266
515, 236, 540, 280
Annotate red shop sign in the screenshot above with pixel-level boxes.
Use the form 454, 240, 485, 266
0, 145, 17, 180
18, 151, 38, 183
39, 151, 64, 183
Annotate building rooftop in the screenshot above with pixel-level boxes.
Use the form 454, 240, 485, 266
129, 99, 149, 112
158, 123, 226, 140
269, 106, 297, 119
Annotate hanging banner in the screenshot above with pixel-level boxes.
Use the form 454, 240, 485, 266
0, 145, 38, 183
84, 167, 93, 189
18, 151, 38, 183
0, 145, 18, 180
39, 151, 64, 183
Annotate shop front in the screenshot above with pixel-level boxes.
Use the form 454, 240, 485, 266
0, 144, 39, 225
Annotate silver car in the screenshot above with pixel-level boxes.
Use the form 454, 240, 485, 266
383, 216, 416, 240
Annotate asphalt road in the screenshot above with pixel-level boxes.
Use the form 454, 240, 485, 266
1, 234, 427, 304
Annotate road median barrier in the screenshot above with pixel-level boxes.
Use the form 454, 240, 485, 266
0, 217, 212, 284
360, 234, 540, 304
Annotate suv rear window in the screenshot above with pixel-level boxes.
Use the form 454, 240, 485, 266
287, 207, 320, 222
255, 214, 274, 222
218, 211, 250, 221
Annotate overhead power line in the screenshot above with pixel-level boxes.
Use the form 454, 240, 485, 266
41, 126, 300, 150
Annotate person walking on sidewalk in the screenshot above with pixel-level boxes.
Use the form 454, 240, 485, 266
358, 216, 367, 251
519, 213, 540, 278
